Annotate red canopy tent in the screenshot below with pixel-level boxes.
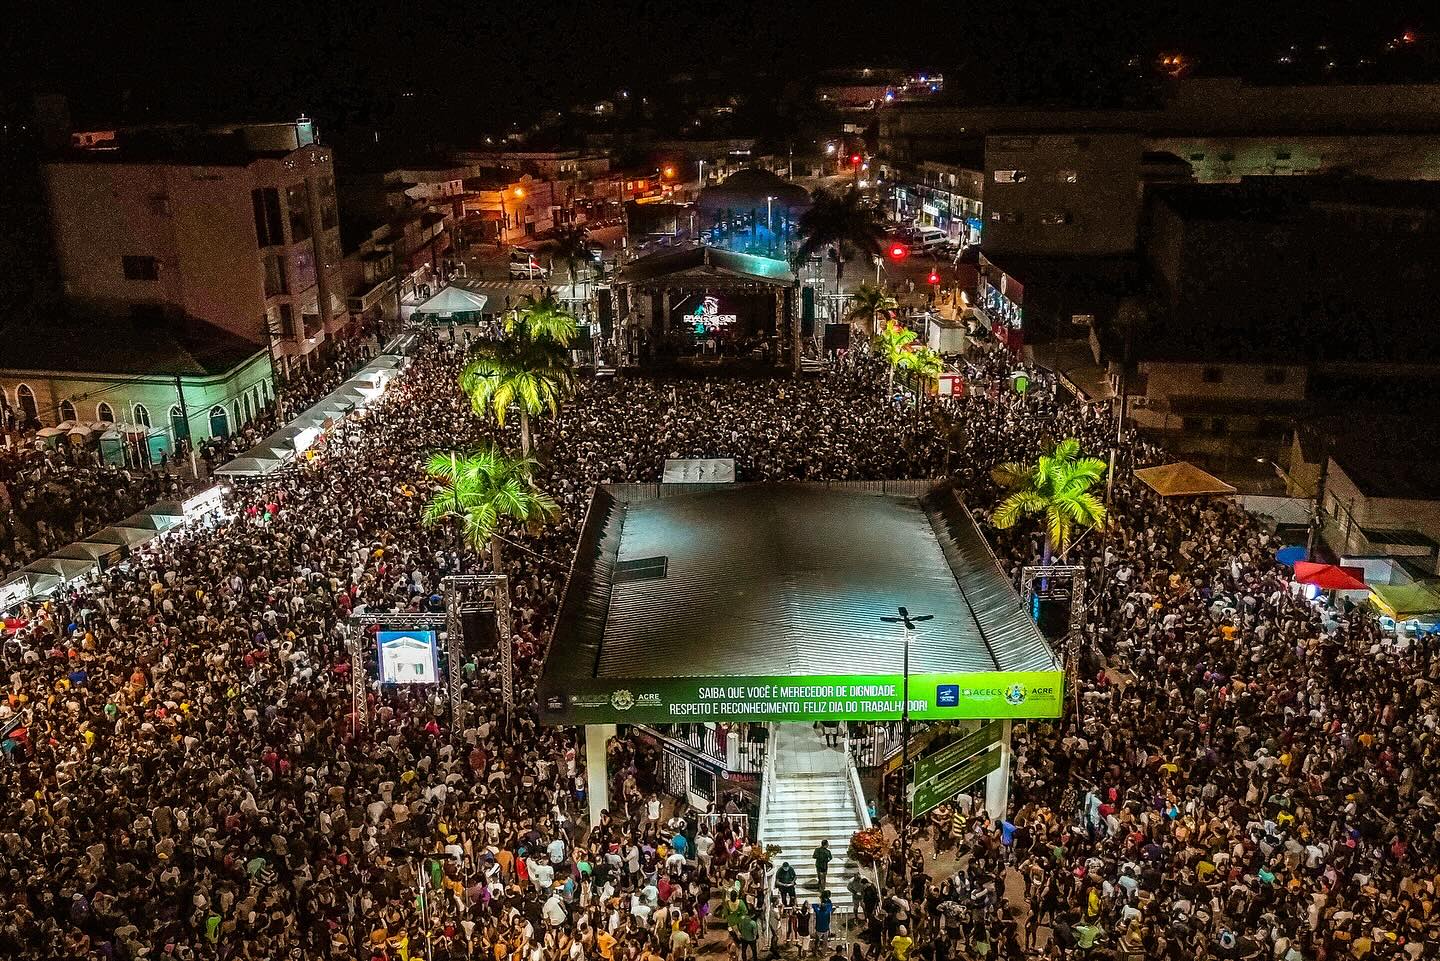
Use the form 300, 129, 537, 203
1294, 561, 1368, 591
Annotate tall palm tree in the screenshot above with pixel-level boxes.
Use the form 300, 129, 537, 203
462, 296, 577, 456
792, 187, 885, 291
991, 438, 1108, 560
845, 283, 897, 338
548, 225, 596, 292
874, 319, 917, 389
421, 448, 558, 573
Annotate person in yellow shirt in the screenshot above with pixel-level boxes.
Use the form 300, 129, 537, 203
891, 926, 914, 961
597, 928, 616, 961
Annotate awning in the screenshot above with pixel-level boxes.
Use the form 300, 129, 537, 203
411, 285, 490, 319
1370, 583, 1440, 620
22, 556, 99, 582
85, 526, 157, 549
50, 542, 123, 562
214, 456, 285, 477
1133, 462, 1237, 497
1294, 561, 1368, 591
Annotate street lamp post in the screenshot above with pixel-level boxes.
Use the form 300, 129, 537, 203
881, 606, 932, 888
766, 196, 775, 257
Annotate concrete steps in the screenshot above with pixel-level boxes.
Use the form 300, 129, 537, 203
760, 726, 867, 915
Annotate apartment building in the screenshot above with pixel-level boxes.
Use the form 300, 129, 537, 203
43, 119, 346, 374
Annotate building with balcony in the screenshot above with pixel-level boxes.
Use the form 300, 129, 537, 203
43, 119, 347, 375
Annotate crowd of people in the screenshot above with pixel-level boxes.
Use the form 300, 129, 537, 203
0, 446, 181, 578
0, 339, 377, 582
0, 328, 1432, 961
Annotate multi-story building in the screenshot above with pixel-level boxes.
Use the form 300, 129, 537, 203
1115, 178, 1440, 476
43, 119, 346, 374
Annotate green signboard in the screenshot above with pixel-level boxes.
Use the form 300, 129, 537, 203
542, 671, 1064, 725
914, 719, 1003, 785
911, 746, 1002, 818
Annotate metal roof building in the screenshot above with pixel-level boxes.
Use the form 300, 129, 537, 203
539, 481, 1062, 725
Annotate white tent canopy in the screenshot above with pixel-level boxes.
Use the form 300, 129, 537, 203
412, 285, 489, 319
215, 455, 285, 477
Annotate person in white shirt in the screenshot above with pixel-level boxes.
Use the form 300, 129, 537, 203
543, 892, 567, 927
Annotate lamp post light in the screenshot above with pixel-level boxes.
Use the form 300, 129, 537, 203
766, 196, 775, 257
880, 605, 932, 886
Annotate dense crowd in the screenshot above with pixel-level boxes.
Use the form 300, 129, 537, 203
0, 447, 180, 577
0, 340, 376, 581
0, 329, 1431, 961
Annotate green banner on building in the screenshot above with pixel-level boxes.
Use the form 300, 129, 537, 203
911, 746, 1002, 818
914, 719, 1003, 785
542, 671, 1064, 725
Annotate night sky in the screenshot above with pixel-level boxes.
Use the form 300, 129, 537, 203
4, 0, 1433, 137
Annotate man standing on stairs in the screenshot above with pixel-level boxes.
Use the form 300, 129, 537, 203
776, 862, 797, 906
813, 840, 833, 891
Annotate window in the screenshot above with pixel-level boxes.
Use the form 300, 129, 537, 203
209, 405, 230, 439
1202, 367, 1224, 383
286, 183, 312, 243
1057, 169, 1078, 184
1218, 152, 1235, 162
169, 404, 188, 443
122, 255, 160, 281
1181, 416, 1205, 432
318, 177, 338, 232
988, 211, 1022, 224
96, 401, 115, 422
252, 187, 283, 247
263, 254, 288, 297
1263, 368, 1288, 385
1039, 211, 1074, 226
278, 304, 295, 338
16, 384, 38, 423
59, 399, 77, 422
1275, 149, 1292, 161
132, 403, 151, 428
1189, 152, 1206, 161
993, 169, 1026, 183
243, 390, 255, 423
1209, 418, 1229, 435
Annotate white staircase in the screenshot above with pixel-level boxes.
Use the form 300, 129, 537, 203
759, 724, 868, 913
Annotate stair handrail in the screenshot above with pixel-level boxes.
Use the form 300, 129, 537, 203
757, 722, 778, 838
845, 725, 873, 831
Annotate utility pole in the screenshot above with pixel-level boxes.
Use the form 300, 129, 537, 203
880, 606, 932, 888
173, 374, 197, 479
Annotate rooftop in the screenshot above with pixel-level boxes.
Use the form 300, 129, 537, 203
616, 245, 796, 287
543, 481, 1056, 684
0, 315, 265, 378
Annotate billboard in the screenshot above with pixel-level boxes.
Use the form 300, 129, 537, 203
542, 670, 1063, 725
377, 630, 439, 685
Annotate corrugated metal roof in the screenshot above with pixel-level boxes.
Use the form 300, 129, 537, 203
543, 482, 1056, 684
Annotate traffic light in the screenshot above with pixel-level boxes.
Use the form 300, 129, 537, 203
927, 270, 940, 285
850, 153, 863, 166
888, 243, 909, 261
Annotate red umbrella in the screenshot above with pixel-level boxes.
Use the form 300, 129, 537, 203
1294, 561, 1368, 591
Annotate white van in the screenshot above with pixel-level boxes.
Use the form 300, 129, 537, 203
915, 227, 949, 252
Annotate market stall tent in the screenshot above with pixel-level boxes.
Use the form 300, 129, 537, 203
1294, 561, 1368, 592
1370, 583, 1440, 620
1133, 462, 1238, 497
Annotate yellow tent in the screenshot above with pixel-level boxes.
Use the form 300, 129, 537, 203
1133, 462, 1237, 497
1370, 583, 1440, 620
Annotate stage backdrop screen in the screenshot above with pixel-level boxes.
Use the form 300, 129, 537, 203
377, 630, 440, 685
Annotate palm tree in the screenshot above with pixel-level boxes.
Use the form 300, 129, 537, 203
845, 283, 897, 338
421, 448, 558, 573
901, 345, 944, 411
792, 187, 885, 291
874, 320, 917, 389
991, 438, 1109, 560
549, 225, 596, 292
462, 296, 577, 456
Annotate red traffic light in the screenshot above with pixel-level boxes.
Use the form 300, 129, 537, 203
850, 153, 863, 166
888, 243, 909, 261
927, 270, 940, 284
